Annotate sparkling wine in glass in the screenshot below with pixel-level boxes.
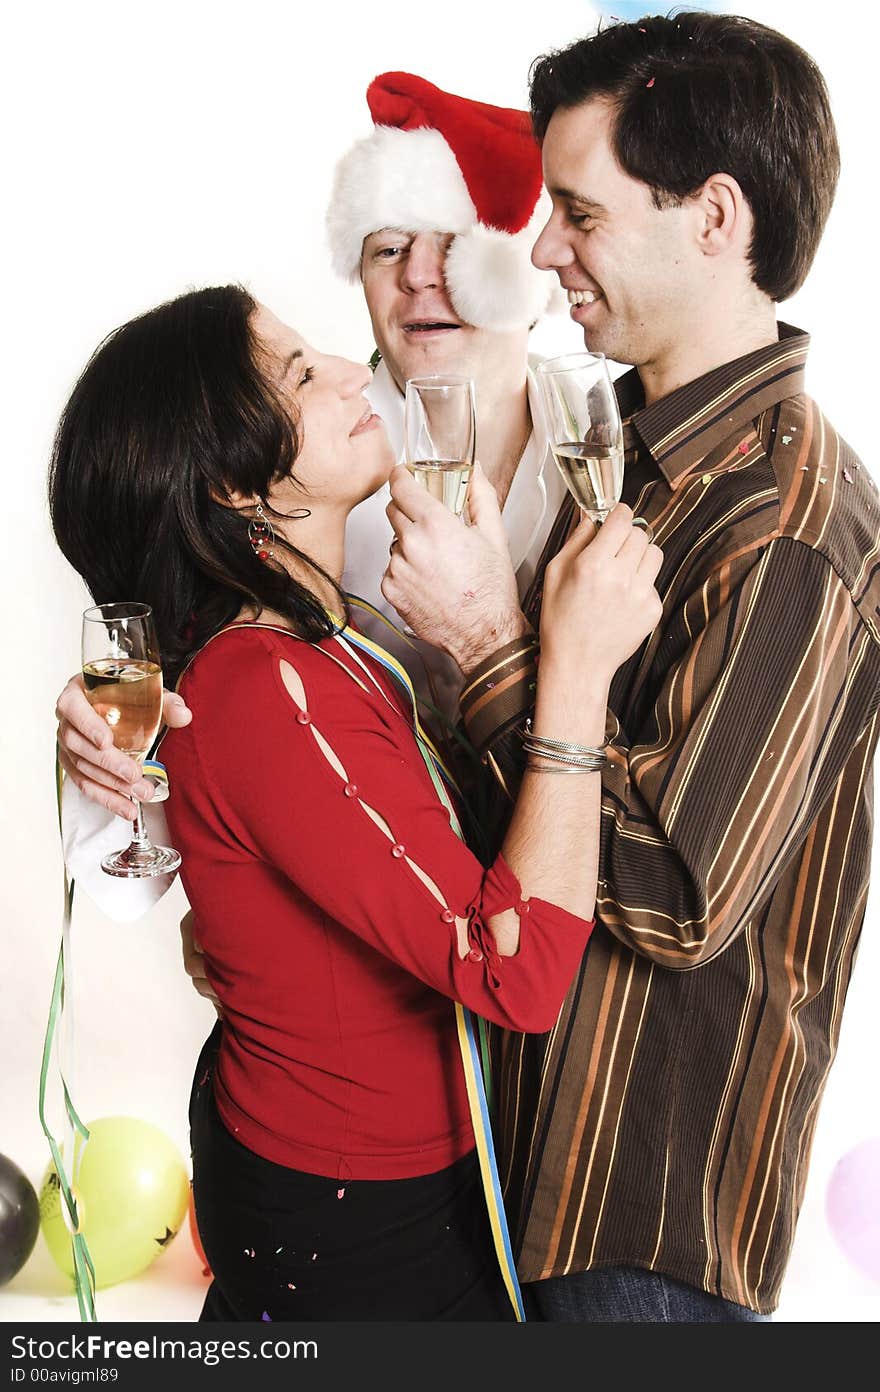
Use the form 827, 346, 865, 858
404, 376, 476, 517
536, 352, 625, 524
81, 602, 181, 878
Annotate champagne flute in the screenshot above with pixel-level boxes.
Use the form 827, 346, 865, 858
536, 351, 627, 525
404, 375, 476, 517
81, 602, 182, 878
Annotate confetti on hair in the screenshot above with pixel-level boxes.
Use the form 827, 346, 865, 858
646, 77, 656, 88
312, 1252, 318, 1261
275, 1246, 283, 1254
261, 1311, 272, 1322
242, 1247, 255, 1259
337, 1187, 346, 1199
287, 1283, 297, 1290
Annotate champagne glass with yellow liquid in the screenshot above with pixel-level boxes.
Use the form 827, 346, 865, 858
404, 376, 476, 516
536, 352, 625, 524
81, 602, 181, 878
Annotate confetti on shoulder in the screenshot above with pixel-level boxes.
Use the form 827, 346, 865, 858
646, 76, 656, 88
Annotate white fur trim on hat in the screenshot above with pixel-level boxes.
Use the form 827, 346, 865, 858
326, 126, 476, 282
444, 194, 560, 332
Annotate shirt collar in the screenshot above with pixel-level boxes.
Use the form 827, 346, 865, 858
615, 322, 810, 487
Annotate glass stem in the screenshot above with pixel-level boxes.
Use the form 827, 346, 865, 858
129, 797, 151, 849
129, 756, 151, 849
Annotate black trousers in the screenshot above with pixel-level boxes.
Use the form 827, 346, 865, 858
189, 1026, 517, 1322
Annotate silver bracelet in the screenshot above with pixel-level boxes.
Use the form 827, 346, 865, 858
523, 751, 604, 773
522, 718, 608, 765
523, 740, 607, 772
525, 760, 603, 774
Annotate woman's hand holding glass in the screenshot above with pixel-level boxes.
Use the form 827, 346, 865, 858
80, 602, 182, 877
56, 676, 192, 819
539, 504, 664, 685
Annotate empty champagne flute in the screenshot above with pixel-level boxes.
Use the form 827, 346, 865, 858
536, 351, 627, 525
81, 602, 181, 878
404, 375, 476, 517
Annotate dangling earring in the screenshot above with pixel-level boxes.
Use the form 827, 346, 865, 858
248, 502, 275, 560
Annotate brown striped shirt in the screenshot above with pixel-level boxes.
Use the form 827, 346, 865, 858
460, 325, 880, 1313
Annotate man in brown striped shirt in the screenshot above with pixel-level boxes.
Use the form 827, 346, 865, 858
382, 14, 879, 1318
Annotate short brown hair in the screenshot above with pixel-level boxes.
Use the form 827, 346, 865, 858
530, 12, 840, 302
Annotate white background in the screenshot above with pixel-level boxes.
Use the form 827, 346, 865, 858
2, 0, 877, 1322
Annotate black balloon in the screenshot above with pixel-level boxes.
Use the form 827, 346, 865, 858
0, 1152, 40, 1285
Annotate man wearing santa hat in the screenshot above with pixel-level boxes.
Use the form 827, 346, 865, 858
327, 71, 568, 718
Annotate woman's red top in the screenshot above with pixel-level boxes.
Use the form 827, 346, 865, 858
162, 625, 593, 1181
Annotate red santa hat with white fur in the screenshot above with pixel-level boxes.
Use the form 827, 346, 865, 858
326, 72, 560, 333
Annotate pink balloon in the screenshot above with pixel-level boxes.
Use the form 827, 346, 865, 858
826, 1138, 880, 1282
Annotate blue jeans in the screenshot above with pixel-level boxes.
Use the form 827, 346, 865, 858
528, 1265, 770, 1323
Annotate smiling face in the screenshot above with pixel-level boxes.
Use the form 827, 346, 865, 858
532, 97, 702, 373
252, 305, 394, 516
359, 229, 528, 397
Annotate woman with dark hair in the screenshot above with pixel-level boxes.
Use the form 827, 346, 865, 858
49, 284, 662, 1321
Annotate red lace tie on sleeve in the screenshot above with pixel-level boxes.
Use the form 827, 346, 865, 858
463, 856, 530, 990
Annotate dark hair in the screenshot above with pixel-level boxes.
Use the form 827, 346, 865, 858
48, 285, 347, 685
529, 12, 840, 301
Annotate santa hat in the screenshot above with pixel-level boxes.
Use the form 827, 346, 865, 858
326, 72, 559, 332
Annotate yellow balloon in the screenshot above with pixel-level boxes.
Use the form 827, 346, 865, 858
39, 1116, 189, 1289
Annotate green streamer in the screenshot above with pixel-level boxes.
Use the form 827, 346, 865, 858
39, 752, 98, 1320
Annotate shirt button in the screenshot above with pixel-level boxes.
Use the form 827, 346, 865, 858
467, 948, 484, 963
343, 783, 358, 798
441, 909, 455, 924
296, 711, 311, 725
391, 843, 406, 859
518, 900, 531, 915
